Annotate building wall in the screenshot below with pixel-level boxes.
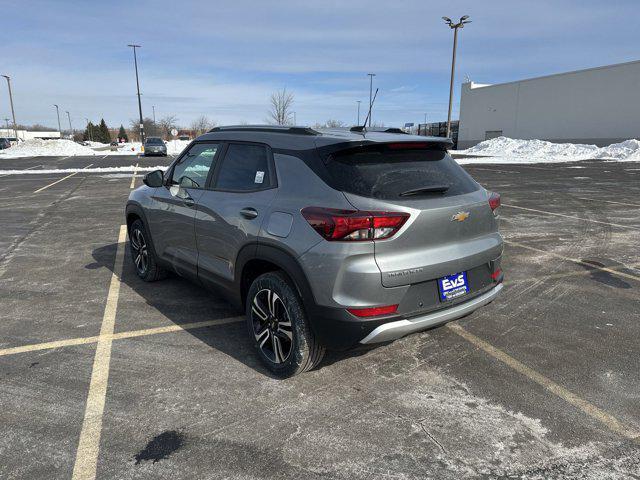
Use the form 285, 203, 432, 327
0, 129, 61, 140
458, 60, 640, 149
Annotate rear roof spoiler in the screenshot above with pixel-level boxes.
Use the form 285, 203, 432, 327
349, 126, 408, 134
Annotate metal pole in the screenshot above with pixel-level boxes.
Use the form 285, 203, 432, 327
4, 118, 9, 136
66, 111, 73, 138
367, 73, 375, 127
128, 44, 145, 143
2, 75, 18, 141
446, 26, 458, 138
357, 100, 361, 125
85, 118, 92, 141
293, 111, 296, 125
54, 105, 62, 136
152, 105, 156, 124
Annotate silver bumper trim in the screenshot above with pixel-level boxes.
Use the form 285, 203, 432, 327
359, 283, 503, 344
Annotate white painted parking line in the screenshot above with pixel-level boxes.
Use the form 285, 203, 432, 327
129, 163, 138, 189
502, 203, 640, 231
506, 240, 640, 282
0, 164, 41, 177
0, 318, 243, 358
33, 163, 94, 193
448, 323, 640, 441
574, 197, 640, 208
72, 225, 126, 480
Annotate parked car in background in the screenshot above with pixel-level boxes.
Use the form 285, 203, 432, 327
126, 125, 503, 377
143, 137, 168, 156
0, 138, 11, 149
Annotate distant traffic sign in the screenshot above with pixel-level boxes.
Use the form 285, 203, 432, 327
404, 122, 414, 127
170, 128, 178, 136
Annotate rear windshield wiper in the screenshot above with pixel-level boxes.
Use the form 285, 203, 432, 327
399, 184, 450, 197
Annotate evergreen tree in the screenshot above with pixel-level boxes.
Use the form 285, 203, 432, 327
99, 119, 111, 143
83, 122, 95, 142
118, 124, 128, 142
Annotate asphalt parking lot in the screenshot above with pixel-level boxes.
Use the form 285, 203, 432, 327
1, 154, 639, 479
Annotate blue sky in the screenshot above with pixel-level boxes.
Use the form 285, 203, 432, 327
2, 0, 639, 129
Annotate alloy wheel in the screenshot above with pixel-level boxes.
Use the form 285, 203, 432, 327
130, 227, 149, 275
250, 288, 293, 364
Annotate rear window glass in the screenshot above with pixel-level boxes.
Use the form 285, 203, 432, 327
215, 144, 272, 191
146, 138, 163, 145
326, 148, 478, 200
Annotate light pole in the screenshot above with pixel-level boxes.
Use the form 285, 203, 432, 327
367, 73, 376, 127
127, 44, 145, 143
442, 15, 471, 138
293, 111, 296, 125
66, 111, 73, 138
4, 118, 9, 135
152, 105, 156, 123
356, 100, 361, 125
1, 75, 18, 141
53, 104, 62, 136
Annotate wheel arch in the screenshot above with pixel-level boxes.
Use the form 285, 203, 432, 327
237, 243, 317, 315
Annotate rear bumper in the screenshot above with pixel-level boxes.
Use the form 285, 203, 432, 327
359, 283, 502, 344
307, 282, 502, 349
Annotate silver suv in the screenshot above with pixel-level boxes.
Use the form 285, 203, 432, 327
126, 126, 503, 377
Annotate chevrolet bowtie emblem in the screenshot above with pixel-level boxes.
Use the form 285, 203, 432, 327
451, 211, 470, 222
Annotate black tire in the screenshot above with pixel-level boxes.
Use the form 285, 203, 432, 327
246, 272, 325, 377
128, 219, 167, 282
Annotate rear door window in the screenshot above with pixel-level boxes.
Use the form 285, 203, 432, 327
214, 143, 273, 191
326, 147, 479, 200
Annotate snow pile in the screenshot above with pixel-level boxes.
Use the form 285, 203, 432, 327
0, 138, 97, 158
458, 136, 640, 164
597, 139, 640, 160
165, 139, 190, 155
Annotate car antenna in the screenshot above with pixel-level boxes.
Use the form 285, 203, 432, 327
358, 88, 379, 133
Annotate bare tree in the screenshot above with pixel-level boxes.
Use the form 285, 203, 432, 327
323, 119, 346, 128
158, 115, 179, 138
190, 115, 216, 137
268, 88, 294, 125
129, 117, 158, 140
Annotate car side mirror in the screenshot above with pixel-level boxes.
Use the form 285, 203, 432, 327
143, 169, 164, 188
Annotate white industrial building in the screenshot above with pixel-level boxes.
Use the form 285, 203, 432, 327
0, 129, 61, 140
457, 60, 640, 149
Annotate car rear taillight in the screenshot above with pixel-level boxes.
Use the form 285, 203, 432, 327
347, 304, 398, 317
301, 207, 409, 241
490, 268, 503, 282
488, 192, 501, 213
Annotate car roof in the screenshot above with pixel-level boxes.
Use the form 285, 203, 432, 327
196, 125, 453, 151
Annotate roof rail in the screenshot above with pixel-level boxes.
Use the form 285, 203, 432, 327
348, 126, 408, 134
207, 125, 320, 136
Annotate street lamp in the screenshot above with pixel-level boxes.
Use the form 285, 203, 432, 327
367, 73, 376, 127
85, 118, 92, 142
53, 105, 62, 136
66, 111, 73, 138
356, 100, 362, 125
127, 44, 145, 143
442, 15, 471, 138
152, 105, 156, 124
1, 75, 18, 142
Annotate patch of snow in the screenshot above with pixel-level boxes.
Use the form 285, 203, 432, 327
0, 166, 166, 175
457, 137, 640, 164
0, 139, 97, 158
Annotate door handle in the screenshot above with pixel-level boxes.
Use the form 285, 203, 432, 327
240, 207, 259, 219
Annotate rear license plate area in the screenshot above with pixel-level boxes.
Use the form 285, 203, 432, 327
438, 272, 469, 302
